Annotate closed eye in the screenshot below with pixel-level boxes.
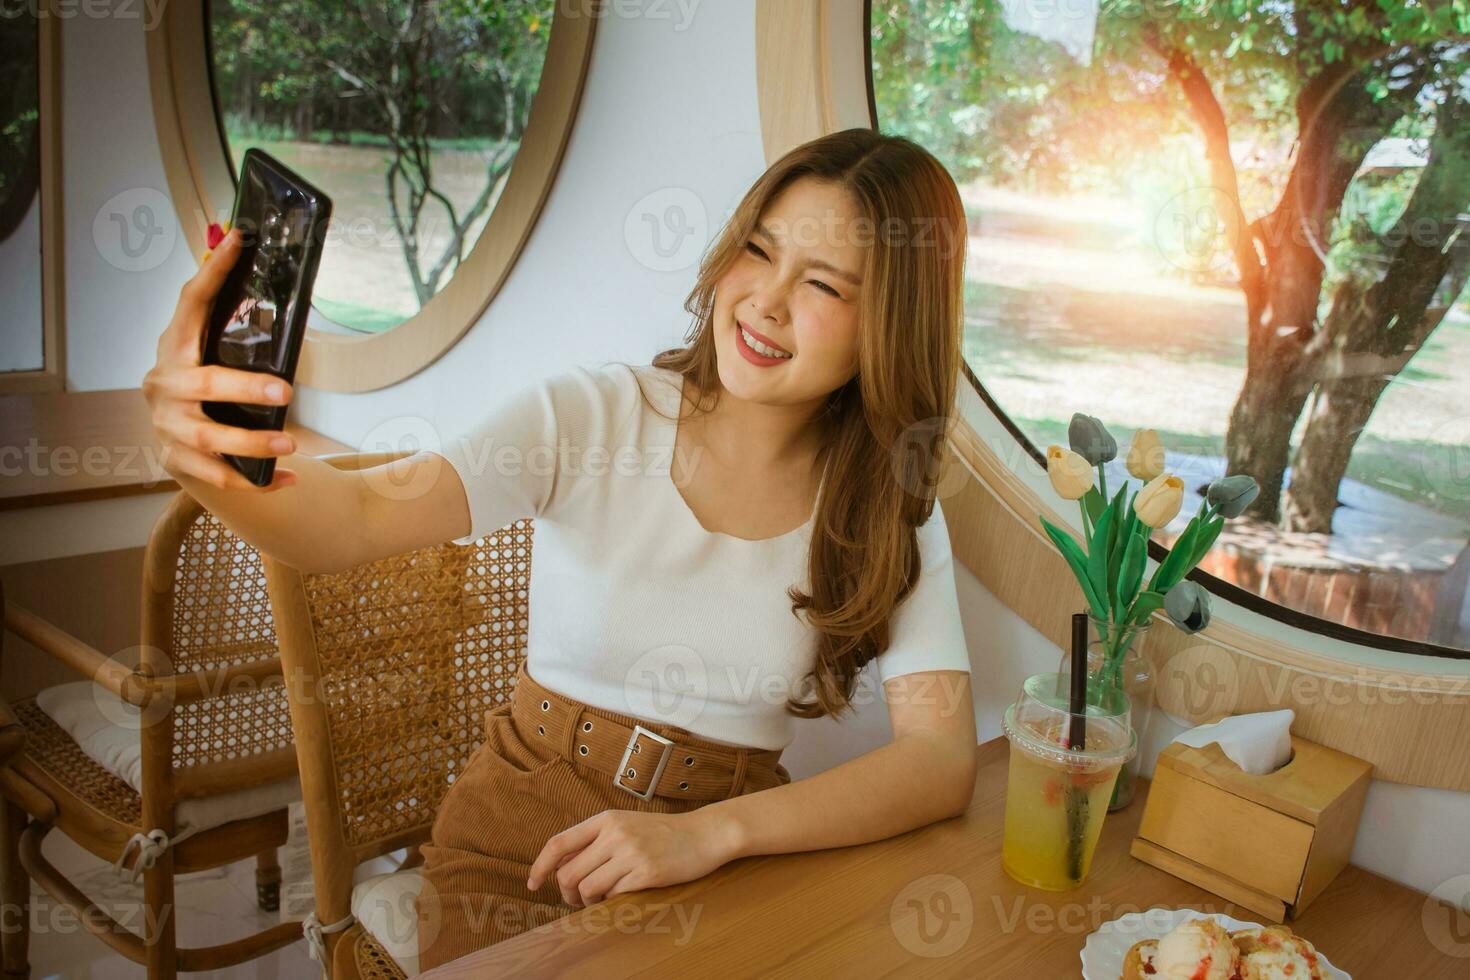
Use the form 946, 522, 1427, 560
745, 242, 841, 297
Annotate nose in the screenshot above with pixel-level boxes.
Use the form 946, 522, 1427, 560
747, 272, 789, 325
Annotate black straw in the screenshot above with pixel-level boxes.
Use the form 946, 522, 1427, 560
1068, 612, 1088, 750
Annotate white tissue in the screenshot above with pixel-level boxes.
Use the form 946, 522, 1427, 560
1171, 709, 1295, 775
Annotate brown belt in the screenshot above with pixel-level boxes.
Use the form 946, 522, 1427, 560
504, 661, 786, 802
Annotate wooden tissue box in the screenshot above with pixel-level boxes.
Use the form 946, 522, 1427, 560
1129, 734, 1371, 923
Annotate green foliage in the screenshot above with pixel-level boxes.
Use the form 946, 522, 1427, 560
1087, 504, 1115, 609
1040, 516, 1109, 621
1043, 467, 1233, 638
0, 13, 40, 213
871, 0, 1465, 213
209, 0, 553, 143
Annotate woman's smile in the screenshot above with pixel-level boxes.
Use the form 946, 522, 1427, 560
735, 317, 795, 366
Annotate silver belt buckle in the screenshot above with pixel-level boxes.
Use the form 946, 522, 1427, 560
614, 724, 673, 800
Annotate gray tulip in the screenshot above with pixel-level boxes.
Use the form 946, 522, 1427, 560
1207, 474, 1260, 518
1068, 413, 1117, 465
1164, 580, 1212, 634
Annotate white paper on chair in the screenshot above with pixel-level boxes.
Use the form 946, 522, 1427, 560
1170, 709, 1295, 775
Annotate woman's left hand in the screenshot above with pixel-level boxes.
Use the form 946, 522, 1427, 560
525, 807, 741, 908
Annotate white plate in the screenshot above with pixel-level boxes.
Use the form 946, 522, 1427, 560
1080, 908, 1350, 979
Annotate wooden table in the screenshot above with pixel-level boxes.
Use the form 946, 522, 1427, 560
424, 737, 1462, 978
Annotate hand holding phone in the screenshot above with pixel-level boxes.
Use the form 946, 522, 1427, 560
199, 149, 332, 486
143, 226, 299, 493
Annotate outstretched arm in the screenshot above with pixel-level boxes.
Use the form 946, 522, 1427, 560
144, 226, 474, 574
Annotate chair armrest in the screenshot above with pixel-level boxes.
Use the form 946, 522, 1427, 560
2, 600, 140, 704
0, 696, 24, 768
2, 600, 287, 710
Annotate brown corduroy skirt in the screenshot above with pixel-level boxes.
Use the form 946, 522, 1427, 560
415, 664, 791, 972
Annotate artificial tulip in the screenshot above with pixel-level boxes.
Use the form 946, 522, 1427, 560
1207, 474, 1260, 518
1134, 472, 1184, 528
1164, 580, 1212, 633
1046, 445, 1095, 500
1067, 413, 1117, 465
1125, 428, 1166, 481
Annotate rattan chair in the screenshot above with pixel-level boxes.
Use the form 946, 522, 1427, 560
0, 584, 24, 774
0, 490, 303, 979
261, 459, 533, 980
0, 581, 28, 980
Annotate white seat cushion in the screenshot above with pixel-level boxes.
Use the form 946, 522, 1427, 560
353, 868, 424, 977
35, 680, 300, 843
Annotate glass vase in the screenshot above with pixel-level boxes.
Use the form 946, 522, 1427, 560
1058, 616, 1155, 811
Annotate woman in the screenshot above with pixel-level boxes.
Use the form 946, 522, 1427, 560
144, 127, 977, 970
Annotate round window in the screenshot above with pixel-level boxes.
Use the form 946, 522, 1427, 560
871, 3, 1470, 654
206, 1, 557, 334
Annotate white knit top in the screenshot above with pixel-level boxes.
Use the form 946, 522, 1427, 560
434, 361, 972, 751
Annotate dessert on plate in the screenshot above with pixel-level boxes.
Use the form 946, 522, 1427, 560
1232, 925, 1325, 979
1120, 917, 1325, 979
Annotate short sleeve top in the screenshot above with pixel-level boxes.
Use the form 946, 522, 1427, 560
433, 361, 971, 750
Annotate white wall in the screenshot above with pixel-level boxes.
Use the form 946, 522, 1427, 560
50, 1, 1470, 910
62, 3, 198, 391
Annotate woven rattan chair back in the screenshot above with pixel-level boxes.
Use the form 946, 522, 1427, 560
144, 494, 295, 779
0, 485, 337, 978
262, 462, 533, 951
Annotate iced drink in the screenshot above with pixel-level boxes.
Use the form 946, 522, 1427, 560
1000, 673, 1135, 891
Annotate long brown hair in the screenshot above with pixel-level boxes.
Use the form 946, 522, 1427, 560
628, 128, 967, 724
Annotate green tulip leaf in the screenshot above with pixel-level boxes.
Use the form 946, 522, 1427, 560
1148, 520, 1201, 595
1089, 503, 1116, 608
1117, 530, 1147, 620
1128, 590, 1166, 624
1190, 515, 1226, 567
1041, 517, 1109, 620
1109, 491, 1134, 595
1111, 487, 1131, 603
1083, 485, 1107, 524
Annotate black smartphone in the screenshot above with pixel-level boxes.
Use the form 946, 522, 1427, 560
201, 148, 332, 487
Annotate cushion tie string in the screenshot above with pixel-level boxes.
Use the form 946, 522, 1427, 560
113, 829, 170, 882
303, 910, 355, 964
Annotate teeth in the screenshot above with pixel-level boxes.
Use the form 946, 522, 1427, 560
741, 326, 792, 359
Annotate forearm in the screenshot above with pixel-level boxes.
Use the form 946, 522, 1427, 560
173, 453, 367, 573
694, 733, 976, 862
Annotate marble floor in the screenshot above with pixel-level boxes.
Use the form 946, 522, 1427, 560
16, 803, 400, 979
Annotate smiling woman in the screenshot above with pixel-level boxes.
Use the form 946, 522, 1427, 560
141, 125, 978, 976
392, 127, 977, 970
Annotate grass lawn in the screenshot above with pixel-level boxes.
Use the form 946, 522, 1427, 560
961, 181, 1470, 529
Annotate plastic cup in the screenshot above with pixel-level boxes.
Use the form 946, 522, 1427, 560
1000, 672, 1136, 891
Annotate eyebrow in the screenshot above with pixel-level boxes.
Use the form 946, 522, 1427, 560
754, 222, 865, 287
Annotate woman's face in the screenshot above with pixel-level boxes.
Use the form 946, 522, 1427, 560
712, 177, 866, 407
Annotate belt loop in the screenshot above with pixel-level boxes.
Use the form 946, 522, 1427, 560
560, 703, 581, 758
729, 748, 750, 797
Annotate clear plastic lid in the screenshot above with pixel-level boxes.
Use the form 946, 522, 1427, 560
1001, 672, 1136, 772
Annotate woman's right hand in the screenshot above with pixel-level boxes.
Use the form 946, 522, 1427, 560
142, 226, 298, 493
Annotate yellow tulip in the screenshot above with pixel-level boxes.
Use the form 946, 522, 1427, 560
1134, 472, 1184, 528
1046, 445, 1094, 500
1126, 428, 1166, 481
